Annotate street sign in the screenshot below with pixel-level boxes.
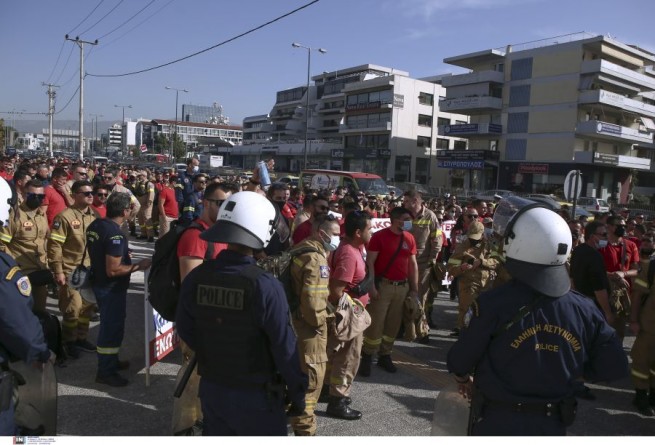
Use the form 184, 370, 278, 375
563, 170, 582, 201
140, 144, 147, 153
209, 155, 223, 168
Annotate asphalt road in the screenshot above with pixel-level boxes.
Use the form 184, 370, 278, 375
51, 239, 655, 436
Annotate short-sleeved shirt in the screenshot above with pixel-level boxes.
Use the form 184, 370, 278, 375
91, 204, 107, 218
86, 218, 131, 291
292, 219, 312, 245
330, 242, 369, 306
570, 243, 610, 299
600, 239, 639, 273
159, 187, 179, 218
368, 228, 417, 281
177, 218, 226, 260
44, 185, 68, 228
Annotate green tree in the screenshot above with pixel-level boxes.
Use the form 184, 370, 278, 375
153, 133, 168, 154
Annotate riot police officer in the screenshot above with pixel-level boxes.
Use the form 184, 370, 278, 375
176, 191, 308, 436
447, 197, 628, 435
0, 178, 51, 435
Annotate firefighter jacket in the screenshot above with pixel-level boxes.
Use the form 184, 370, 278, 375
48, 206, 98, 275
0, 203, 49, 274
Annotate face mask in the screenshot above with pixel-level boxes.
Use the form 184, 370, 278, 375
597, 239, 608, 249
274, 200, 286, 210
448, 211, 455, 217
192, 166, 200, 173
571, 231, 580, 241
614, 227, 626, 237
640, 248, 654, 256
469, 238, 481, 247
321, 232, 340, 251
402, 220, 413, 231
25, 196, 43, 210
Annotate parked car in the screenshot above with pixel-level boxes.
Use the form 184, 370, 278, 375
524, 194, 562, 210
387, 186, 404, 197
474, 189, 515, 202
576, 197, 610, 214
278, 175, 299, 188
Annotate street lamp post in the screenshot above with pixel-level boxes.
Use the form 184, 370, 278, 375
114, 105, 131, 157
292, 42, 326, 170
165, 86, 188, 162
89, 113, 103, 154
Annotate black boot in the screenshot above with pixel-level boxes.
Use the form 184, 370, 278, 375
326, 396, 362, 420
377, 354, 397, 373
318, 385, 330, 403
650, 388, 655, 407
427, 312, 436, 329
358, 353, 372, 377
633, 389, 654, 416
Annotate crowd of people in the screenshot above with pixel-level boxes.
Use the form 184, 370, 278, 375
0, 152, 654, 436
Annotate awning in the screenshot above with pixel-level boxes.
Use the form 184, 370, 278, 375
640, 116, 655, 132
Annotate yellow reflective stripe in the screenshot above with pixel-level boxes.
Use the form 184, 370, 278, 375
635, 279, 648, 288
50, 233, 66, 243
0, 233, 12, 243
293, 258, 304, 267
414, 220, 430, 226
62, 320, 77, 329
431, 229, 442, 237
147, 188, 154, 192
382, 335, 396, 343
183, 206, 195, 212
631, 368, 650, 380
97, 346, 120, 355
78, 317, 90, 325
330, 375, 349, 386
363, 337, 382, 346
130, 196, 138, 203
448, 258, 462, 266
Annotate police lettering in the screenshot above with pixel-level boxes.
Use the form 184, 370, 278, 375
510, 323, 581, 352
535, 343, 559, 352
197, 285, 245, 310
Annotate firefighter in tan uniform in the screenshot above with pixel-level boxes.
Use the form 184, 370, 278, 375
446, 221, 498, 332
0, 179, 50, 312
403, 190, 442, 336
488, 234, 512, 289
48, 180, 98, 358
289, 215, 340, 436
629, 240, 655, 416
135, 171, 155, 241
102, 168, 140, 237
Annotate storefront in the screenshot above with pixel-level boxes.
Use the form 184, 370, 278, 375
436, 149, 499, 191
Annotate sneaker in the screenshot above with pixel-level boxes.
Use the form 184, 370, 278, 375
64, 342, 80, 359
75, 339, 96, 353
95, 373, 129, 387
377, 355, 397, 373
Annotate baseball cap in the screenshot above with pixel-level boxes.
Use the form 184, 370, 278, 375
468, 221, 485, 240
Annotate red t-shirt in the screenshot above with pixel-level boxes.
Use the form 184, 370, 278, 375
177, 218, 226, 260
330, 242, 369, 306
0, 171, 12, 181
44, 185, 68, 228
159, 187, 179, 218
600, 239, 639, 273
368, 228, 416, 281
91, 204, 107, 218
292, 219, 312, 245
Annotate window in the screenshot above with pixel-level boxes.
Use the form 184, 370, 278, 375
509, 85, 531, 107
506, 139, 527, 160
454, 140, 467, 150
437, 117, 450, 127
507, 112, 529, 133
418, 93, 434, 106
436, 138, 449, 149
418, 114, 432, 127
510, 57, 533, 80
417, 136, 431, 147
347, 95, 357, 106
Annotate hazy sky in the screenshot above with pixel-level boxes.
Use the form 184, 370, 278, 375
1, 0, 653, 127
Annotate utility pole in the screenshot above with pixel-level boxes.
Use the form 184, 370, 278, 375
65, 35, 98, 161
42, 82, 60, 157
89, 113, 103, 154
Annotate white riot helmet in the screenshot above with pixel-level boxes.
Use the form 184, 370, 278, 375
493, 196, 572, 297
0, 177, 14, 228
201, 191, 278, 250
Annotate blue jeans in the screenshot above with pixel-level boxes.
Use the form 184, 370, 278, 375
93, 285, 127, 377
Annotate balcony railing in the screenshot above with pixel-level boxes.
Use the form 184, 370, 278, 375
581, 59, 655, 91
579, 89, 655, 117
441, 123, 503, 136
439, 96, 502, 113
441, 70, 504, 88
576, 120, 653, 144
339, 122, 392, 133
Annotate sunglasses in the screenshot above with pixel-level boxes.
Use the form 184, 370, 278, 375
197, 181, 207, 185
103, 176, 114, 181
76, 171, 87, 175
77, 191, 94, 197
316, 205, 329, 211
95, 193, 108, 197
26, 193, 45, 200
596, 232, 608, 237
467, 214, 479, 218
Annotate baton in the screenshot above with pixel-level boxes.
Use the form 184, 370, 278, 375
173, 353, 197, 398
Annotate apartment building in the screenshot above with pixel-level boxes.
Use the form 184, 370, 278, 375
237, 64, 469, 185
441, 32, 655, 202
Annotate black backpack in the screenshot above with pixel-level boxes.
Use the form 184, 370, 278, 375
148, 222, 214, 321
256, 245, 319, 313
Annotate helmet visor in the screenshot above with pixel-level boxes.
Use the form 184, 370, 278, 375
492, 196, 545, 238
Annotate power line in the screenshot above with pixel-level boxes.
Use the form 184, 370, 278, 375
98, 0, 156, 40
55, 86, 80, 115
68, 0, 106, 34
53, 43, 75, 84
94, 0, 177, 52
78, 0, 125, 37
46, 41, 65, 83
87, 0, 320, 78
